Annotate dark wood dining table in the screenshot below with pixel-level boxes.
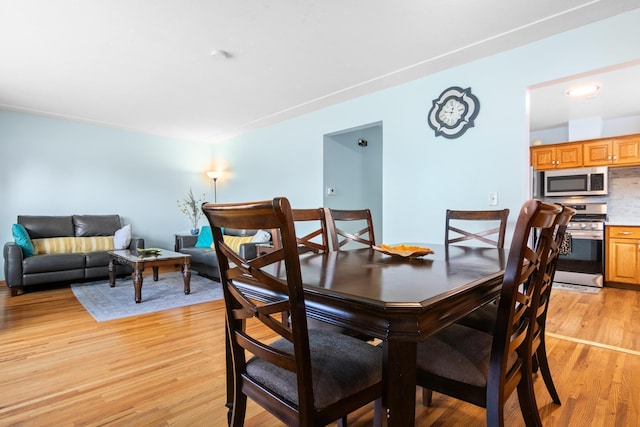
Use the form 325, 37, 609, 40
231, 244, 506, 426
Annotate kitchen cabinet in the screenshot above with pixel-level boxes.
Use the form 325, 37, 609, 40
606, 225, 640, 287
583, 134, 640, 167
530, 143, 582, 170
531, 133, 640, 171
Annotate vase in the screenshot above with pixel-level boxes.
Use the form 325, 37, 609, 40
190, 228, 199, 235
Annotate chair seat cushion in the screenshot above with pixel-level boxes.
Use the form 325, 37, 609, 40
456, 303, 498, 334
245, 329, 381, 409
416, 323, 516, 388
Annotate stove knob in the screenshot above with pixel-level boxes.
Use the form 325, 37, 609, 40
580, 223, 587, 229
590, 223, 598, 230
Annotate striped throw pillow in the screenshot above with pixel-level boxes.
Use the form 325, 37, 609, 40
32, 236, 115, 255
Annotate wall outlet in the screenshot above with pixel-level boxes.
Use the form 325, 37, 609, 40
489, 192, 498, 206
326, 186, 336, 196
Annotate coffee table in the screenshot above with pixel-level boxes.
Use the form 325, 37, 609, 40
108, 249, 191, 303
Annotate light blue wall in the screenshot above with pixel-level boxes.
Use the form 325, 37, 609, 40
0, 111, 213, 280
2, 10, 640, 281
213, 10, 640, 245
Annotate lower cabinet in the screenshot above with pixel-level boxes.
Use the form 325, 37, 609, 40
606, 226, 640, 286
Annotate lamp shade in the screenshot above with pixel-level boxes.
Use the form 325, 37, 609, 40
207, 171, 221, 180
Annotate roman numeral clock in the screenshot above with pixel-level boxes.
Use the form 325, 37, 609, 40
428, 86, 480, 139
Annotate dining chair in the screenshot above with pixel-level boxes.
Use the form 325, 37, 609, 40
292, 208, 330, 254
293, 208, 372, 341
324, 208, 376, 251
202, 197, 382, 427
445, 209, 510, 248
416, 199, 562, 427
455, 204, 576, 404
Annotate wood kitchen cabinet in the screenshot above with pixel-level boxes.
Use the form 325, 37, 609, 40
583, 134, 640, 167
606, 225, 640, 287
530, 143, 582, 170
531, 133, 640, 171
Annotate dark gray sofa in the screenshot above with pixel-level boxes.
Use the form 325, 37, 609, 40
175, 228, 273, 281
4, 215, 144, 296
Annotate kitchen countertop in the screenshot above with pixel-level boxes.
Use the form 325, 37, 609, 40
606, 219, 640, 226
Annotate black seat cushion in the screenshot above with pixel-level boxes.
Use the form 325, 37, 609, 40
416, 323, 516, 388
245, 329, 381, 409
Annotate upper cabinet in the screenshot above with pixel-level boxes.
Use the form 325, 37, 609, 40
531, 134, 640, 170
530, 142, 582, 170
583, 134, 640, 167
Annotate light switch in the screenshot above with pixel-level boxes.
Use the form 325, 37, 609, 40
489, 192, 498, 206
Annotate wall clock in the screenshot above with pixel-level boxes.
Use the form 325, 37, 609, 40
428, 86, 480, 139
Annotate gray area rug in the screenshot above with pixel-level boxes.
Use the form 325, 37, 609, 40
552, 282, 601, 294
71, 272, 223, 322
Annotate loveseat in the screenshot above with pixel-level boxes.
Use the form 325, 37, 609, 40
4, 215, 144, 296
175, 226, 273, 280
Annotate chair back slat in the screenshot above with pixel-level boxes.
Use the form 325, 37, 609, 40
324, 208, 376, 250
445, 209, 510, 248
292, 208, 330, 254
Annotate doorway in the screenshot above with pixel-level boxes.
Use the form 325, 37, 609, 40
323, 122, 383, 242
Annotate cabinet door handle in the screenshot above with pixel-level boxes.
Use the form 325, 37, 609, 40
613, 155, 618, 161
619, 231, 633, 235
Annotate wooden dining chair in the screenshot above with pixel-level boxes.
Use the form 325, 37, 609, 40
324, 208, 376, 251
445, 209, 510, 248
292, 207, 373, 341
292, 208, 330, 254
455, 204, 576, 405
202, 197, 382, 427
416, 199, 562, 427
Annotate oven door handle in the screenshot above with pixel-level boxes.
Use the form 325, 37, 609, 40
566, 231, 603, 240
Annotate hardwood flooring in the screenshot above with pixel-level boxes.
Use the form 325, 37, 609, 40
1, 276, 639, 426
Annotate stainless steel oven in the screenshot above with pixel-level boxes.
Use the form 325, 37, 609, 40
553, 202, 606, 288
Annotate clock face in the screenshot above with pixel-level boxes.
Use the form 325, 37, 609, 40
428, 86, 480, 139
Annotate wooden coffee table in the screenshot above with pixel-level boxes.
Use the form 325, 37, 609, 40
108, 249, 191, 303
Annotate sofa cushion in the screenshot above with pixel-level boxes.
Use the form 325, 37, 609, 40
12, 224, 35, 257
73, 215, 121, 237
23, 253, 86, 274
179, 247, 217, 265
114, 224, 132, 249
33, 237, 115, 255
18, 215, 74, 238
195, 226, 213, 248
86, 251, 112, 268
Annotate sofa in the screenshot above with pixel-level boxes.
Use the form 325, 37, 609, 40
175, 226, 274, 281
4, 215, 144, 296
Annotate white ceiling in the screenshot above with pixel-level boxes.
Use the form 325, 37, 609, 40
1, 1, 639, 143
529, 60, 640, 131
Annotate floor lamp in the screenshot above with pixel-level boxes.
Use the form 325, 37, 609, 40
206, 171, 221, 203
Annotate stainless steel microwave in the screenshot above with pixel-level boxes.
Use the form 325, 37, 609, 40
543, 166, 608, 197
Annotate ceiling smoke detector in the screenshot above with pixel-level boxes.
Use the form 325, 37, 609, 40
210, 49, 231, 59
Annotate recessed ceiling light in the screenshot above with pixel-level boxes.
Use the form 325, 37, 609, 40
566, 83, 601, 98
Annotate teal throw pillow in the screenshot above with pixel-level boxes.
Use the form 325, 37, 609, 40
12, 224, 35, 257
195, 226, 213, 248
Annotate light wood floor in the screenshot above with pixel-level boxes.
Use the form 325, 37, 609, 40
1, 274, 639, 426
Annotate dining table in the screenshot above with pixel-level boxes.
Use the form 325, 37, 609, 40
230, 243, 506, 427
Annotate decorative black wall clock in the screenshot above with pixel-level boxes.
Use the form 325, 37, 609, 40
428, 86, 480, 139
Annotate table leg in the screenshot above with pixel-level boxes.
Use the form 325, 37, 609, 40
108, 258, 116, 287
382, 340, 418, 427
152, 266, 159, 281
134, 267, 144, 303
182, 259, 191, 295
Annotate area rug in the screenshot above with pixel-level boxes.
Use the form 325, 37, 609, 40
552, 282, 601, 294
71, 272, 223, 322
